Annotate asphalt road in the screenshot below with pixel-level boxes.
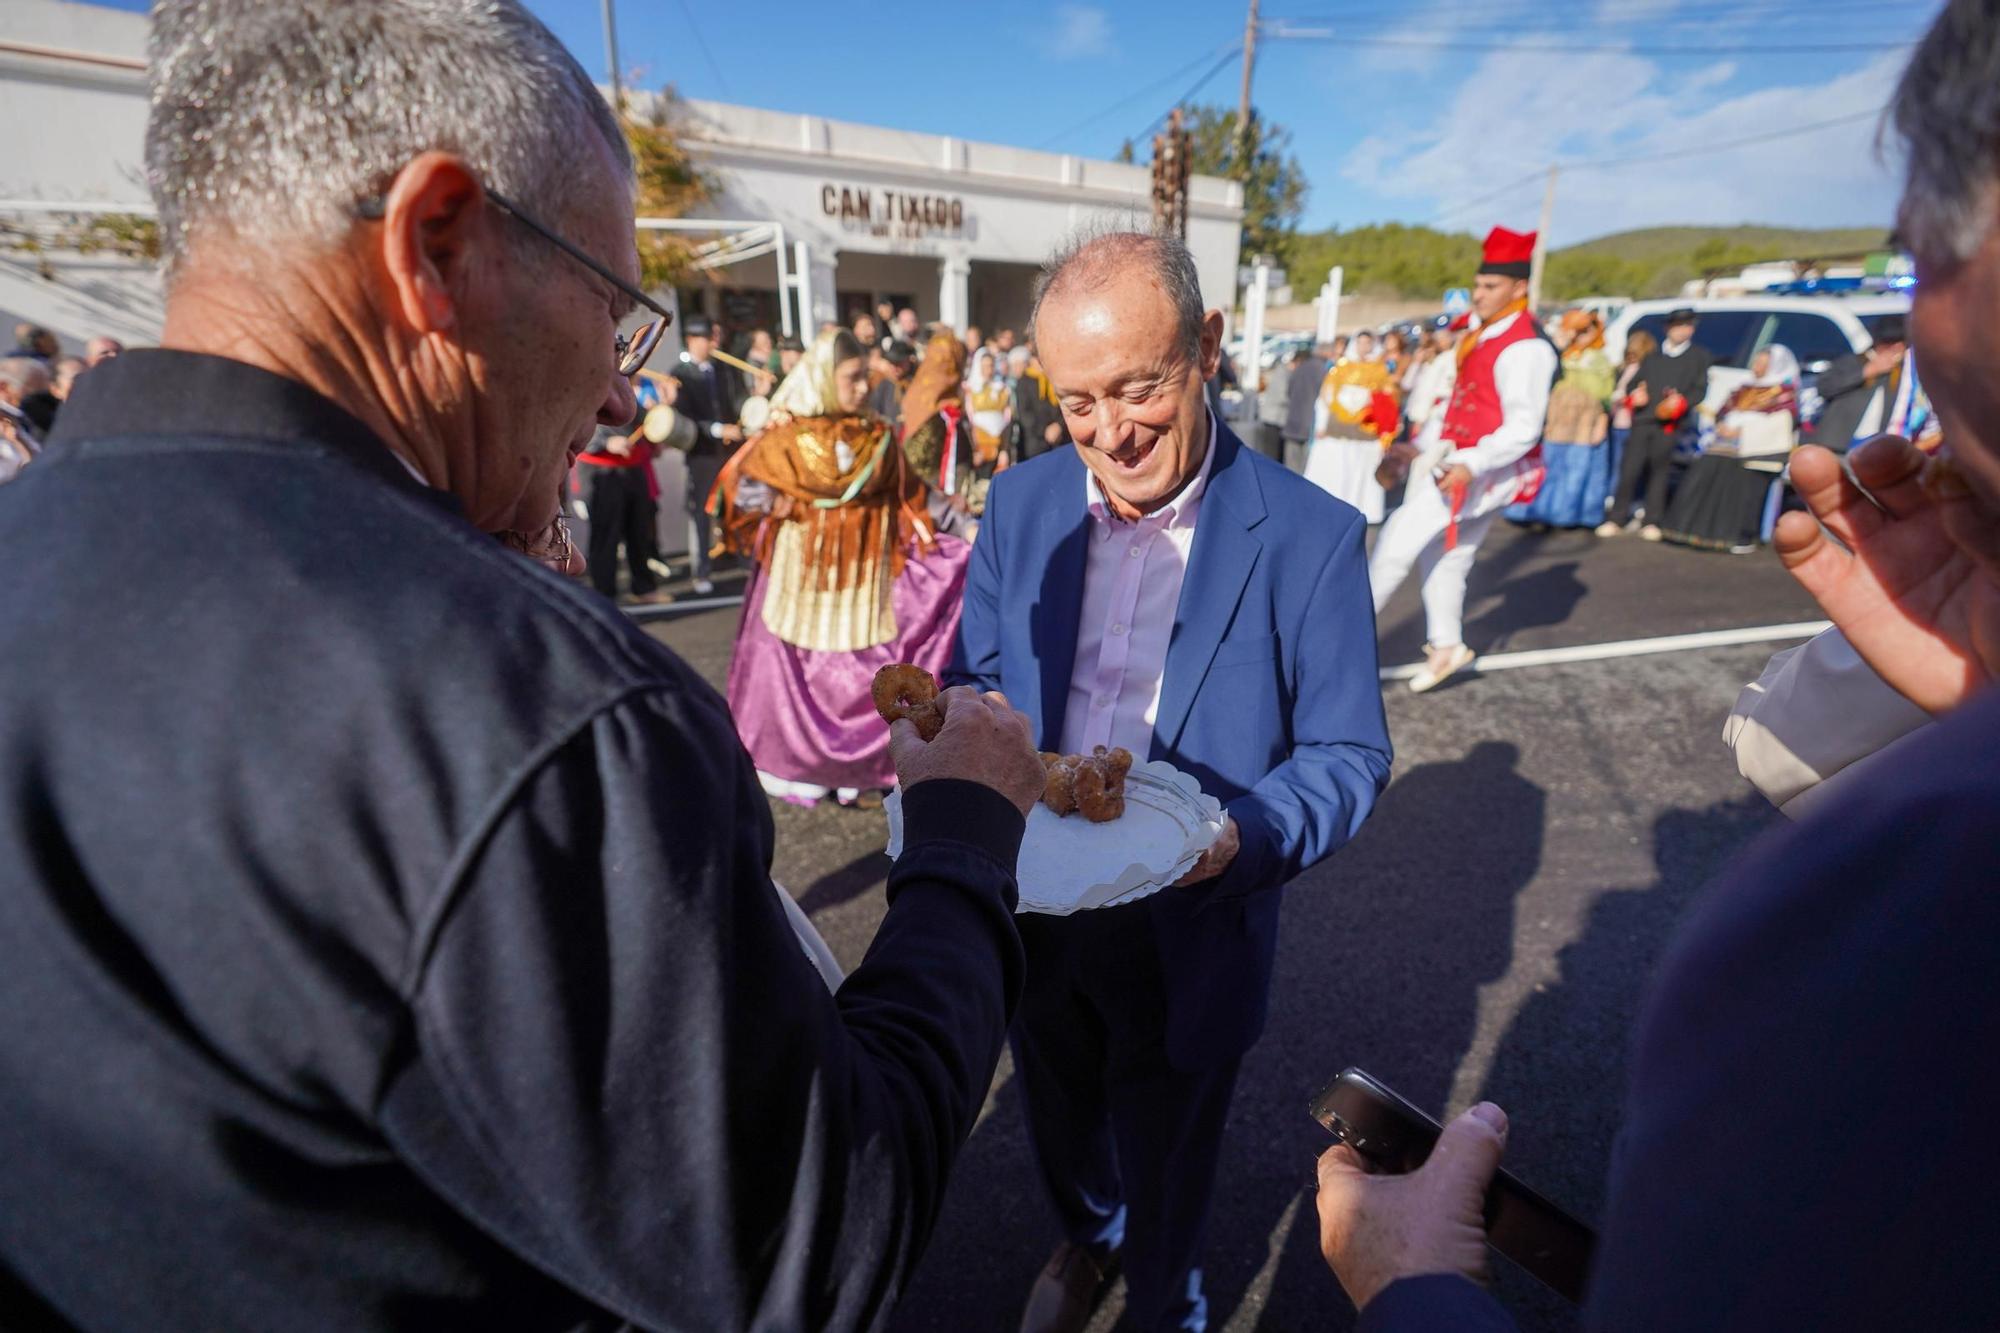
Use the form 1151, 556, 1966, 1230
637, 519, 1825, 1332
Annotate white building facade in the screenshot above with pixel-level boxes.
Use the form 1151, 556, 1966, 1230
1, 1, 1244, 352
667, 96, 1243, 342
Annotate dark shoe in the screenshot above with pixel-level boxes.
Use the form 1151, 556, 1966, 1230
1019, 1242, 1117, 1333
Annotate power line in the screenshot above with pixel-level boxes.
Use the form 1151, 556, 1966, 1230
673, 0, 732, 100
1565, 106, 1885, 169
1033, 42, 1237, 151
1426, 170, 1547, 225
1269, 0, 1930, 20
1265, 29, 1913, 55
1423, 107, 1888, 227
1133, 46, 1246, 144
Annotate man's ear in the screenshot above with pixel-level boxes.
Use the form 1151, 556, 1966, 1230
376, 152, 486, 335
1198, 308, 1226, 380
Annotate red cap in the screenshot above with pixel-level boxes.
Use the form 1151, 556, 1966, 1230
1479, 227, 1536, 278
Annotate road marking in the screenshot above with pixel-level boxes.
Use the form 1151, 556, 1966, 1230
1378, 620, 1831, 682
623, 600, 1830, 675
624, 594, 747, 621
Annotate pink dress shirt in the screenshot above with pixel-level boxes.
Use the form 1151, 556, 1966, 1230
1060, 413, 1219, 758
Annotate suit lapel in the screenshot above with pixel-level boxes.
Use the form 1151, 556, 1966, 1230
1153, 425, 1266, 754
1031, 456, 1089, 750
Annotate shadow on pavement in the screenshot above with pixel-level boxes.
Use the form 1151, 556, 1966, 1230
796, 848, 894, 916
1235, 739, 1545, 1332
1465, 792, 1777, 1331
1465, 561, 1589, 658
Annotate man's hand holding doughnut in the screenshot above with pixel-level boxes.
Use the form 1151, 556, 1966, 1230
890, 684, 1047, 819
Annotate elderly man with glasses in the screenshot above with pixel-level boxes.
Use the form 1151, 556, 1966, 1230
0, 3, 1050, 1330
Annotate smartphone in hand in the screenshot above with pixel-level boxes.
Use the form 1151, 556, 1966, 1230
1311, 1068, 1596, 1303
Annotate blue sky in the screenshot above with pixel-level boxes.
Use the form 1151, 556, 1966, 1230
96, 0, 1940, 243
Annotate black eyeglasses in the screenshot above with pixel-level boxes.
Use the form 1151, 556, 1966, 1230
356, 187, 672, 377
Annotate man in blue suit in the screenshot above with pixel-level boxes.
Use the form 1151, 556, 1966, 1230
951, 230, 1392, 1332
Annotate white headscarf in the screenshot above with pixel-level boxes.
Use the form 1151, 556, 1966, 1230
967, 347, 998, 393
768, 327, 864, 419
1749, 343, 1800, 388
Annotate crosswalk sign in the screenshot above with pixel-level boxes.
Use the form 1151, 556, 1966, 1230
1443, 288, 1472, 316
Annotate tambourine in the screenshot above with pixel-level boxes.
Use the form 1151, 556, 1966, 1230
739, 395, 772, 435
642, 404, 698, 452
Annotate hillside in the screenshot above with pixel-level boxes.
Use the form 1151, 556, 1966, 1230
1285, 223, 1893, 303
1559, 225, 1889, 264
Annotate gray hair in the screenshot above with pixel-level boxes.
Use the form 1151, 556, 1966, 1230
1030, 225, 1206, 362
0, 358, 48, 397
145, 0, 632, 276
1890, 0, 2000, 267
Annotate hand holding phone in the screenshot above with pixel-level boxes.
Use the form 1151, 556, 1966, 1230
1312, 1068, 1595, 1303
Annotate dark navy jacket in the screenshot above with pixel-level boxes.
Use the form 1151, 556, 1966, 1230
949, 420, 1392, 1068
1363, 686, 2000, 1330
0, 350, 1026, 1332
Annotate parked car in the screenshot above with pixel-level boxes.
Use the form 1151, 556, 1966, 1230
1604, 293, 1909, 441
1226, 329, 1316, 374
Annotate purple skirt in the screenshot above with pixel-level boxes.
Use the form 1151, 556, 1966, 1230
726, 534, 973, 791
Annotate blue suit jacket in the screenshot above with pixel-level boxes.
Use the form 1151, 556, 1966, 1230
949, 421, 1392, 1067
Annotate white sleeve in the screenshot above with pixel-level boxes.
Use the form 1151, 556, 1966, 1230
1458, 337, 1557, 477
1721, 628, 1933, 817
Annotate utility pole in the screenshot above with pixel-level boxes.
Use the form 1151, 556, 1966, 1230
602, 0, 623, 110
1528, 163, 1558, 310
1236, 0, 1260, 163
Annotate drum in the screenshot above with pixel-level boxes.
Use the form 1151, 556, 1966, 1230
642, 403, 698, 452
738, 395, 772, 435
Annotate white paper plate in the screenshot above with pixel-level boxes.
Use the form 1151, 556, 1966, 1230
885, 760, 1226, 916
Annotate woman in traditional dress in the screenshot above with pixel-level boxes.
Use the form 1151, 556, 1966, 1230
1605, 328, 1655, 507
901, 332, 993, 524
715, 328, 971, 805
965, 346, 1013, 465
1662, 343, 1800, 553
1304, 353, 1401, 523
1507, 308, 1618, 529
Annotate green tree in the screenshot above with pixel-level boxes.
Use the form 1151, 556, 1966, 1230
621, 86, 715, 292
1173, 102, 1308, 263
1284, 223, 1481, 299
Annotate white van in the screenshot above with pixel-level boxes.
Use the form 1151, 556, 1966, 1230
1603, 294, 1909, 439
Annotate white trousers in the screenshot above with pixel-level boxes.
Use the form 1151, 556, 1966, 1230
1368, 469, 1498, 649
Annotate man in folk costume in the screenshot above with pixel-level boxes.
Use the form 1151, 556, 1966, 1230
1368, 226, 1557, 692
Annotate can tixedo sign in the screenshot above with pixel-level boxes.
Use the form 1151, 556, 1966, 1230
820, 184, 966, 239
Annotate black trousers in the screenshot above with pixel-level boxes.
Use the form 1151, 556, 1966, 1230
585, 465, 656, 600
1012, 904, 1241, 1332
1611, 423, 1678, 526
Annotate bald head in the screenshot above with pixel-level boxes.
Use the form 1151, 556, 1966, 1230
1030, 229, 1205, 362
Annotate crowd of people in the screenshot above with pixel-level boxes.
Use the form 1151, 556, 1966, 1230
0, 325, 121, 483
1249, 273, 1930, 692
2, 0, 1997, 1331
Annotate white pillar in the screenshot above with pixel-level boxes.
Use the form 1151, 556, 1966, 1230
1315, 265, 1344, 345
1242, 257, 1271, 394
807, 255, 838, 332
792, 240, 837, 335
939, 254, 971, 334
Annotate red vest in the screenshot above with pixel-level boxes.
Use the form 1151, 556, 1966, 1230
1442, 311, 1547, 451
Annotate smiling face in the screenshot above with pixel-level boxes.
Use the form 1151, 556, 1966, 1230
1036, 264, 1222, 521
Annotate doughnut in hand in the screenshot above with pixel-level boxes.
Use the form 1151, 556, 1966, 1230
872, 664, 945, 741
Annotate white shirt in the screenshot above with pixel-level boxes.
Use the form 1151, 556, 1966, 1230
1455, 310, 1558, 480
1061, 413, 1219, 758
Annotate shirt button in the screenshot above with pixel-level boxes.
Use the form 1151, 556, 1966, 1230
1128, 546, 1142, 558
1111, 623, 1127, 636
1094, 695, 1110, 709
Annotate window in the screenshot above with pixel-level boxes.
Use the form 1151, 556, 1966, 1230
1764, 313, 1855, 372
1628, 310, 1762, 368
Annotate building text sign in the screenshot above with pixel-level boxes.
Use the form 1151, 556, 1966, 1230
821, 183, 966, 239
